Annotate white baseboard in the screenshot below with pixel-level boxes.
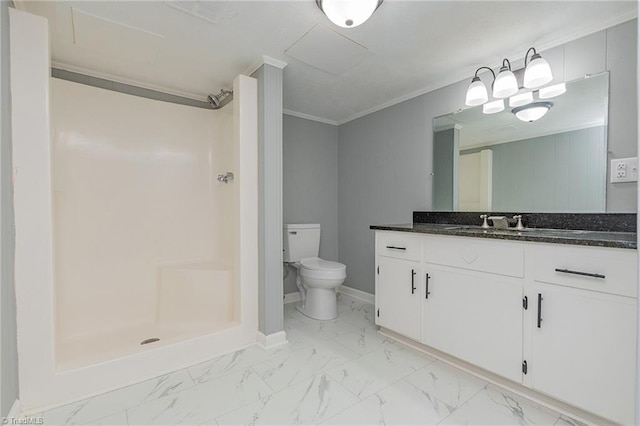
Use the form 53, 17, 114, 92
7, 399, 22, 418
337, 286, 374, 305
256, 331, 288, 350
283, 292, 301, 304
284, 287, 374, 305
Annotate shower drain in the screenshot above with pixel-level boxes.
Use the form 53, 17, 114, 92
140, 337, 160, 345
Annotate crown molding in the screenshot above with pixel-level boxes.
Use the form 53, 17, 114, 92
263, 55, 288, 69
283, 109, 338, 126
244, 55, 288, 76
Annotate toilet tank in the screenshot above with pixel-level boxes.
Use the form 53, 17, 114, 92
283, 224, 320, 262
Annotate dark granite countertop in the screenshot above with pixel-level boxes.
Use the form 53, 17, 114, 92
370, 223, 637, 249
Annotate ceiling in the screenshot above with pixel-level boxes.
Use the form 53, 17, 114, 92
18, 0, 638, 125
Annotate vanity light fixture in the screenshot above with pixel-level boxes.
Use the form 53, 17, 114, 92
523, 47, 553, 88
512, 101, 553, 122
464, 67, 495, 106
492, 59, 518, 98
509, 91, 534, 107
316, 0, 383, 28
465, 46, 561, 118
483, 99, 505, 114
539, 82, 567, 99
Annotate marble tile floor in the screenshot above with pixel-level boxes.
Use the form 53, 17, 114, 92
35, 294, 585, 425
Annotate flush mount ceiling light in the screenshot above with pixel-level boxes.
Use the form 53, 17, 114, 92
524, 47, 553, 89
512, 101, 553, 122
492, 59, 518, 98
316, 0, 383, 28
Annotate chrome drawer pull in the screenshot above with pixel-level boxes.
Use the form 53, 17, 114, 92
385, 245, 406, 250
537, 293, 543, 328
425, 274, 431, 299
555, 268, 605, 279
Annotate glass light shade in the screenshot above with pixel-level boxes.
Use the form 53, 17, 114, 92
317, 0, 380, 28
524, 54, 553, 88
539, 82, 566, 99
509, 91, 533, 108
492, 68, 518, 98
465, 77, 488, 106
482, 99, 504, 114
512, 102, 553, 122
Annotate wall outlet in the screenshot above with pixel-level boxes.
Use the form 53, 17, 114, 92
611, 157, 638, 183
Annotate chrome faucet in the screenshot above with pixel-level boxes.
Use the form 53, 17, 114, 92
487, 216, 509, 229
481, 214, 525, 230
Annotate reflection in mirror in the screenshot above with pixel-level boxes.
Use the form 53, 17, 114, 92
433, 72, 609, 213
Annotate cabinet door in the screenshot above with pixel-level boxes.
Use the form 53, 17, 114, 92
375, 256, 421, 341
422, 266, 523, 382
530, 284, 636, 425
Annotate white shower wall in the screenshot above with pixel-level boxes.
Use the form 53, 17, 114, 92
51, 79, 239, 368
11, 8, 258, 412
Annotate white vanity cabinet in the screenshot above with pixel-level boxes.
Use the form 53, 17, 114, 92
529, 244, 637, 425
373, 230, 637, 424
374, 232, 422, 341
422, 236, 524, 382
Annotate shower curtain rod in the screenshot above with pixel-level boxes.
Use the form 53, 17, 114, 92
51, 68, 214, 110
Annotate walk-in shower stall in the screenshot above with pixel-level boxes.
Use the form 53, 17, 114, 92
11, 9, 258, 412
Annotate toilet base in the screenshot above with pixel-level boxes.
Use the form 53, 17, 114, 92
296, 287, 338, 321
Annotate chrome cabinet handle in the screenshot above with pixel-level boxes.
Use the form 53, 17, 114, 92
411, 269, 416, 294
555, 268, 605, 279
425, 274, 431, 299
537, 293, 543, 328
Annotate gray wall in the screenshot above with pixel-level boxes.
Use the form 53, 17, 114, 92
488, 126, 607, 212
282, 115, 339, 295
252, 64, 284, 336
338, 95, 433, 293
0, 0, 18, 417
337, 19, 637, 295
606, 20, 638, 212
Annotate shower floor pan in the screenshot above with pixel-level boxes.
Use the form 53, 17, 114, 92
56, 319, 239, 371
56, 264, 237, 371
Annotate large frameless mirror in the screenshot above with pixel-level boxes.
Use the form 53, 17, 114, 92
433, 72, 609, 213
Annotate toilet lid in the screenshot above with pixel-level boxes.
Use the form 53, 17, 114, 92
300, 257, 346, 272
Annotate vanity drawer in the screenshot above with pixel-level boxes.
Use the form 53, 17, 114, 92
376, 231, 421, 261
533, 244, 637, 298
423, 235, 524, 278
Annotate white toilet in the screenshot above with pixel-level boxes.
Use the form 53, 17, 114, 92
283, 224, 347, 320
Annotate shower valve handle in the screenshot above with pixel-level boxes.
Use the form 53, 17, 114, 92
217, 172, 234, 183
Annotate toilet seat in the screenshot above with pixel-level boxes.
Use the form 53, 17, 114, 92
299, 257, 346, 280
